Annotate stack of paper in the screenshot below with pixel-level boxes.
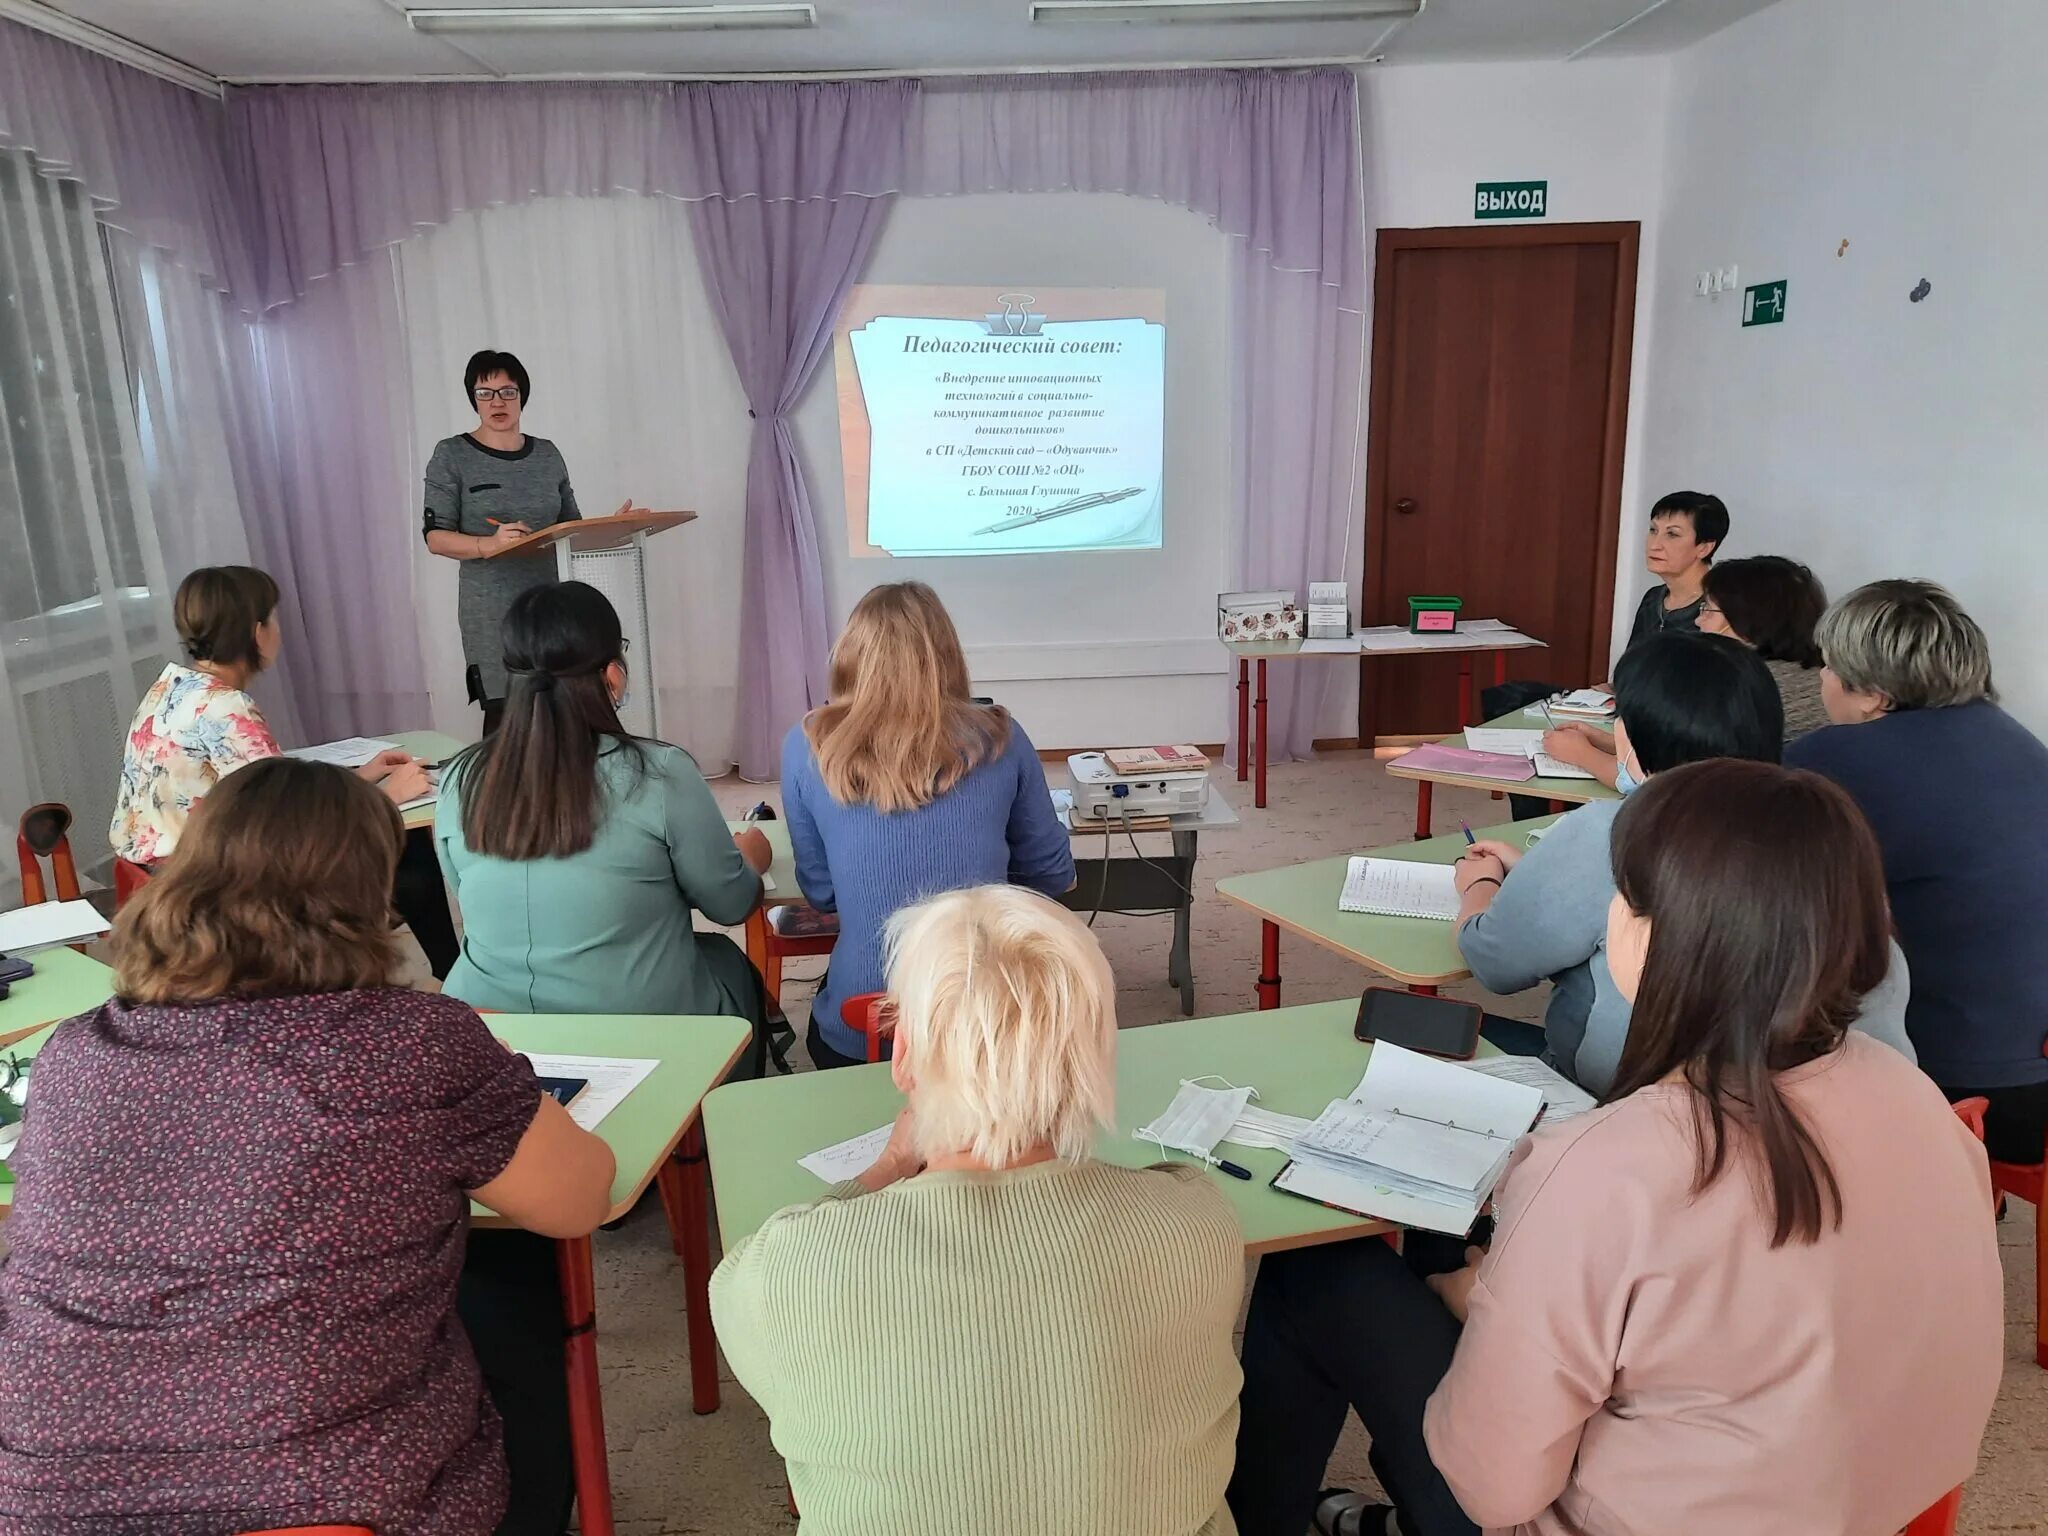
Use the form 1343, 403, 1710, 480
1547, 689, 1616, 721
1306, 581, 1349, 640
287, 736, 400, 769
1338, 858, 1462, 920
0, 899, 110, 954
1392, 742, 1538, 783
1462, 727, 1599, 782
1275, 1042, 1544, 1234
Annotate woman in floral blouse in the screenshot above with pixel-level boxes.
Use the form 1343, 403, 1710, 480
110, 566, 459, 976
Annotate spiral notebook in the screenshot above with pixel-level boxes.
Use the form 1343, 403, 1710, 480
1338, 858, 1461, 920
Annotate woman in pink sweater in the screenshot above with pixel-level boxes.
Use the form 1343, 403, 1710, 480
1229, 759, 2004, 1536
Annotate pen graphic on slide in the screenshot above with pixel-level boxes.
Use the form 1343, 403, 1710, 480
974, 486, 1145, 537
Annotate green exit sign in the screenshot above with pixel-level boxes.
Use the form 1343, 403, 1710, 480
1475, 180, 1548, 220
1743, 279, 1788, 327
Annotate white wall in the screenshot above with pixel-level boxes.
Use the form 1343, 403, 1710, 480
1337, 56, 1673, 736
794, 192, 1235, 749
1640, 0, 2048, 729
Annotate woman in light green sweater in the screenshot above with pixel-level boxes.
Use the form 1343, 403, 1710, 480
711, 886, 1244, 1536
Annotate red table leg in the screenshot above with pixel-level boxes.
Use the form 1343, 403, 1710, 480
556, 1236, 615, 1536
656, 1123, 721, 1415
1406, 984, 1440, 996
1493, 650, 1508, 687
1254, 658, 1269, 809
1413, 780, 1434, 840
1257, 921, 1281, 1010
1457, 653, 1474, 729
1236, 658, 1249, 782
1548, 799, 1566, 815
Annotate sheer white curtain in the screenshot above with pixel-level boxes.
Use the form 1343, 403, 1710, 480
397, 194, 750, 769
0, 151, 171, 881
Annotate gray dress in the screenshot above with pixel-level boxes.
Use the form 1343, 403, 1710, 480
422, 433, 580, 700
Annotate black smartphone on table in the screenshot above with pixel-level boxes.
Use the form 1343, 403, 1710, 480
1353, 986, 1482, 1060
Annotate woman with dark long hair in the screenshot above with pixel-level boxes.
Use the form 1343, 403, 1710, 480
434, 582, 775, 1067
1229, 760, 2002, 1536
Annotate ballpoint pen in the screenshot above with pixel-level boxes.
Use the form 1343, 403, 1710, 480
973, 486, 1144, 536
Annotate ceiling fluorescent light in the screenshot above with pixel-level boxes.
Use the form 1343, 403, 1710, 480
1032, 0, 1420, 23
408, 5, 816, 33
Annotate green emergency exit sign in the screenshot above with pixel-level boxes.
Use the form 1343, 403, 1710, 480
1743, 279, 1788, 327
1474, 180, 1548, 219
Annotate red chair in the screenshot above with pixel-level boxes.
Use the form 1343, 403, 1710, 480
743, 904, 838, 1016
17, 804, 82, 907
839, 992, 893, 1063
113, 856, 152, 910
1902, 1486, 1963, 1536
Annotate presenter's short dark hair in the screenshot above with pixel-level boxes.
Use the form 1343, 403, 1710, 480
1613, 631, 1783, 773
464, 349, 530, 408
1649, 490, 1729, 559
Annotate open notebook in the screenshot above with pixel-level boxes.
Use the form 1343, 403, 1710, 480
1338, 858, 1460, 920
1462, 727, 1599, 782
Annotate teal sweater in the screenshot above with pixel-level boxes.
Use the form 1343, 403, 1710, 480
711, 1158, 1243, 1535
435, 741, 761, 1016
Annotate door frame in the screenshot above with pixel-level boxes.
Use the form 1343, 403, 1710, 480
1359, 221, 1641, 743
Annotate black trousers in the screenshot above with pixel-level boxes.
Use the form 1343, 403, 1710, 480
1228, 1239, 1481, 1536
459, 1229, 575, 1536
1944, 1078, 2048, 1165
808, 1015, 874, 1072
1479, 679, 1565, 823
394, 829, 459, 981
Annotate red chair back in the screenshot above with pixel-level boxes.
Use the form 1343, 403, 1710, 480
113, 856, 152, 911
839, 992, 893, 1064
1902, 1485, 1962, 1536
16, 803, 80, 907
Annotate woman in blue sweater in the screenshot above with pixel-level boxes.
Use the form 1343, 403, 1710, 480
1788, 579, 2048, 1164
782, 582, 1076, 1069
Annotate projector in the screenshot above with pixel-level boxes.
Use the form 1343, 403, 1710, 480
1066, 752, 1210, 823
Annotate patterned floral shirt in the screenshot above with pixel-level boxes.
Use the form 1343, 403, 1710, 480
110, 662, 281, 865
0, 987, 541, 1536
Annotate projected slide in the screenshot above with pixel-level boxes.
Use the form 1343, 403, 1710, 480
834, 286, 1166, 557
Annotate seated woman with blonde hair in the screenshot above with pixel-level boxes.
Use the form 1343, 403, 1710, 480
0, 758, 615, 1536
782, 581, 1074, 1069
711, 885, 1243, 1535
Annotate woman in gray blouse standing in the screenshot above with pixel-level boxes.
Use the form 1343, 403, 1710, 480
423, 349, 582, 735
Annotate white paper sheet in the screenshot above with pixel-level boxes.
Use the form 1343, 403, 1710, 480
1272, 1158, 1480, 1236
1297, 637, 1362, 654
1221, 1105, 1315, 1151
0, 899, 110, 953
287, 736, 400, 769
798, 1124, 893, 1183
1531, 751, 1598, 781
521, 1053, 658, 1132
1339, 858, 1460, 920
1462, 727, 1543, 756
1348, 1041, 1545, 1141
1462, 1055, 1599, 1125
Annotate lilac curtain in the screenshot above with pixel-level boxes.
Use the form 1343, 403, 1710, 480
915, 71, 1365, 760
681, 83, 910, 777
0, 19, 250, 296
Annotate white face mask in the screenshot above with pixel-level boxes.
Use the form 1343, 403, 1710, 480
1136, 1076, 1259, 1160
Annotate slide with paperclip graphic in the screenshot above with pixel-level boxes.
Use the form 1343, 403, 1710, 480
832, 285, 1166, 558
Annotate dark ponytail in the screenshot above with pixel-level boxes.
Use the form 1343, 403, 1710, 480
453, 582, 642, 859
1607, 759, 1891, 1247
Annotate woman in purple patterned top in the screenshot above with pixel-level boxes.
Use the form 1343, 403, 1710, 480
0, 758, 616, 1535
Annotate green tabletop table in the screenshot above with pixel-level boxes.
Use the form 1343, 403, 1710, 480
1216, 814, 1558, 1007
0, 947, 114, 1048
705, 998, 1498, 1255
1387, 707, 1617, 839
387, 728, 473, 832
0, 1004, 746, 1536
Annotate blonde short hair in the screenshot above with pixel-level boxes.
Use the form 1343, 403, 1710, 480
1815, 579, 1994, 710
885, 886, 1116, 1166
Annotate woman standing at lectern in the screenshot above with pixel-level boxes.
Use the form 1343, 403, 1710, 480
423, 349, 582, 735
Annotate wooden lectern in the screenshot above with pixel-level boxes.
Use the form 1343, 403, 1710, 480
484, 505, 696, 738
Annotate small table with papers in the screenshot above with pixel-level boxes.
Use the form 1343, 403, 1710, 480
1386, 707, 1618, 839
1215, 814, 1559, 1009
706, 998, 1531, 1255
1223, 621, 1546, 809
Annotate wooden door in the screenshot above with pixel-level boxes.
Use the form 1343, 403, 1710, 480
1361, 223, 1638, 740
